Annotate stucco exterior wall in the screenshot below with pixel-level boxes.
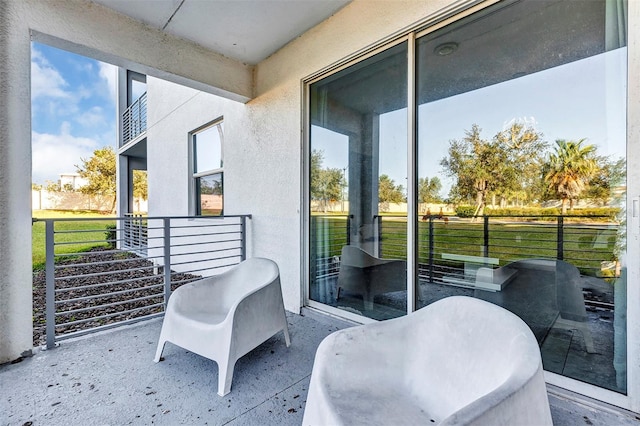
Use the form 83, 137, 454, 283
146, 76, 306, 310
0, 1, 33, 364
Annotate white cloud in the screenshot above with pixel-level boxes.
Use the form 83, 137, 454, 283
31, 48, 71, 99
76, 106, 107, 128
99, 62, 117, 103
32, 122, 101, 184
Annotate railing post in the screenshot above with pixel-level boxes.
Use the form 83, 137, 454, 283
376, 216, 383, 257
45, 220, 56, 349
310, 216, 317, 293
483, 216, 490, 257
240, 216, 247, 261
346, 215, 351, 246
428, 216, 434, 283
163, 218, 172, 308
557, 215, 564, 261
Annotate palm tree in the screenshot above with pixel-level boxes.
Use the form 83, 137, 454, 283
545, 139, 597, 214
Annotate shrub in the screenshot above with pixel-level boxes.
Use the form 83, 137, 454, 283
455, 205, 476, 217
105, 224, 116, 248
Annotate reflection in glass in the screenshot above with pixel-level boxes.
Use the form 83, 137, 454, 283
416, 0, 627, 393
309, 42, 408, 320
194, 123, 223, 173
197, 173, 223, 216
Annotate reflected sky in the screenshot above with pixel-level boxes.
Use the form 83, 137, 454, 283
313, 47, 627, 199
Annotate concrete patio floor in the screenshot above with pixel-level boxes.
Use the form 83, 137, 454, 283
1, 310, 639, 425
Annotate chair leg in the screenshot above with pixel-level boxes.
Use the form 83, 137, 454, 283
364, 291, 374, 311
554, 318, 597, 354
217, 357, 236, 397
283, 321, 291, 347
578, 324, 597, 354
153, 339, 166, 363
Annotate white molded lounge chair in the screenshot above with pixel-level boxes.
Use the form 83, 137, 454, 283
337, 245, 407, 310
154, 257, 291, 396
303, 296, 552, 426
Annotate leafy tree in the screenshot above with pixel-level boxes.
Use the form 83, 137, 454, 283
440, 123, 546, 215
494, 123, 547, 205
378, 174, 405, 204
418, 176, 442, 211
133, 170, 148, 201
310, 150, 345, 212
545, 139, 597, 214
44, 180, 61, 192
31, 183, 43, 191
440, 125, 508, 216
585, 156, 626, 206
199, 177, 222, 196
77, 146, 117, 212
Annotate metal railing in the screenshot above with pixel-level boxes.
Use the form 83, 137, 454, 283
310, 214, 620, 285
122, 92, 147, 144
122, 213, 148, 254
36, 214, 250, 349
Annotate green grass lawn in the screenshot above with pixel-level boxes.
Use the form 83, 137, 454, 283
32, 210, 116, 270
311, 215, 620, 277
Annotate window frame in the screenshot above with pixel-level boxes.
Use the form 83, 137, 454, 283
189, 118, 224, 216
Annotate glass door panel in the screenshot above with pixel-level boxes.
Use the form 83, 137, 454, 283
309, 42, 408, 320
416, 0, 627, 393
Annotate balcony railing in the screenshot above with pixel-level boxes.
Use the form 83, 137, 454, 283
35, 214, 250, 349
311, 214, 621, 284
122, 92, 147, 144
122, 213, 148, 254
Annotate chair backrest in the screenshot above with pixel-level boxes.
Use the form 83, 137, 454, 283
340, 245, 380, 268
555, 260, 588, 321
217, 257, 280, 309
403, 296, 541, 418
175, 257, 279, 314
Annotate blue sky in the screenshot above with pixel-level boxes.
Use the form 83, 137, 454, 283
31, 42, 117, 185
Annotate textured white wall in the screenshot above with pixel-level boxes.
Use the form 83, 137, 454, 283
146, 77, 307, 309
0, 1, 33, 364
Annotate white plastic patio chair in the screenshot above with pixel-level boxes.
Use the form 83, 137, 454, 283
153, 257, 291, 396
303, 296, 552, 425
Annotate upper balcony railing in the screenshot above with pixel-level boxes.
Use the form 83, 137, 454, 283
122, 92, 147, 144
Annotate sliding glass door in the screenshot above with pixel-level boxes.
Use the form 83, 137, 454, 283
308, 0, 628, 396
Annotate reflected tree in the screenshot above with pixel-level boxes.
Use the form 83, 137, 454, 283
441, 124, 546, 216
310, 149, 346, 212
418, 176, 442, 212
379, 174, 405, 203
545, 139, 597, 214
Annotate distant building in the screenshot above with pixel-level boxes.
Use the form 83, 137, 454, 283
59, 173, 87, 191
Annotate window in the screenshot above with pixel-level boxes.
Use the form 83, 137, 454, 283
192, 120, 224, 216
